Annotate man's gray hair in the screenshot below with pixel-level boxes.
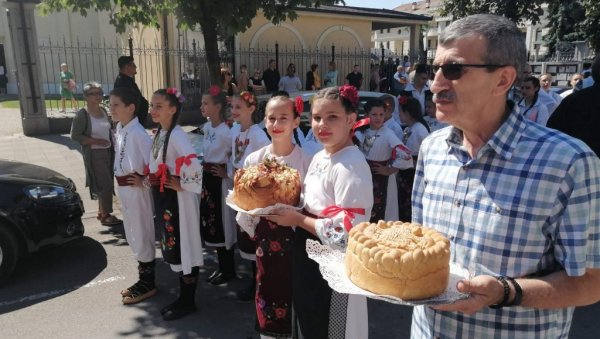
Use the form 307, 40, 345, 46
82, 81, 102, 95
440, 14, 526, 81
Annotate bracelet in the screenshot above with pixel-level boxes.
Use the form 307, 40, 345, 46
506, 277, 523, 306
489, 276, 510, 309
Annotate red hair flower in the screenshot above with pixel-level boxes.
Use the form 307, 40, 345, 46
339, 84, 359, 109
240, 91, 256, 106
208, 85, 221, 97
295, 96, 304, 114
166, 87, 185, 103
398, 95, 409, 106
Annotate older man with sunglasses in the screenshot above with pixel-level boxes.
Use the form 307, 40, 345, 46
410, 14, 600, 338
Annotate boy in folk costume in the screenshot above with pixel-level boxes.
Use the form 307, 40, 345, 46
147, 88, 204, 321
354, 98, 413, 222
199, 85, 237, 285
110, 87, 156, 304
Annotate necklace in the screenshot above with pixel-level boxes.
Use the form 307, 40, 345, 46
152, 131, 167, 160
234, 129, 250, 164
360, 129, 379, 155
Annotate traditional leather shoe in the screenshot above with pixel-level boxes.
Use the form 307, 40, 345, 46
209, 272, 236, 286
205, 269, 220, 283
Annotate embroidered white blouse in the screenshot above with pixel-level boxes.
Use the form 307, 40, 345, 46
304, 145, 373, 251
114, 117, 151, 176
355, 126, 413, 170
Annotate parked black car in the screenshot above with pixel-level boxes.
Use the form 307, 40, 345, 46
0, 160, 85, 285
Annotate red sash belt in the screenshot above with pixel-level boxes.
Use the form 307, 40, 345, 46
115, 174, 134, 186
322, 205, 366, 232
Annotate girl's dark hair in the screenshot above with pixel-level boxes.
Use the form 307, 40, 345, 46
203, 86, 228, 122
401, 97, 431, 133
153, 88, 182, 164
312, 87, 356, 114
110, 87, 140, 111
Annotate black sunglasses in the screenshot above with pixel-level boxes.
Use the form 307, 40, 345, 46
432, 63, 507, 80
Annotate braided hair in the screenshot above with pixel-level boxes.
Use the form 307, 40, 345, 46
153, 88, 182, 165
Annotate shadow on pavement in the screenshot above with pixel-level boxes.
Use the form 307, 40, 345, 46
34, 134, 81, 152
0, 236, 107, 314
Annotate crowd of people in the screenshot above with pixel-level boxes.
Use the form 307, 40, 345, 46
67, 13, 600, 339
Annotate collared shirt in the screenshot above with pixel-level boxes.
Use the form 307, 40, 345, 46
411, 111, 600, 338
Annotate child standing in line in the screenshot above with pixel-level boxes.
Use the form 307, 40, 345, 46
228, 91, 271, 302
199, 85, 236, 286
268, 85, 373, 339
147, 88, 204, 321
110, 87, 157, 305
354, 98, 413, 222
242, 96, 312, 338
422, 94, 448, 132
397, 96, 430, 222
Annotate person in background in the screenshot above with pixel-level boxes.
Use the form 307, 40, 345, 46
60, 63, 79, 113
392, 65, 408, 96
238, 65, 250, 92
221, 67, 239, 98
199, 85, 237, 286
539, 73, 562, 106
548, 54, 600, 157
114, 56, 149, 126
379, 94, 404, 139
262, 59, 281, 94
249, 69, 266, 95
278, 63, 302, 93
70, 82, 120, 226
423, 94, 448, 132
401, 64, 430, 114
345, 64, 363, 90
517, 76, 550, 126
397, 96, 429, 222
323, 61, 338, 88
369, 64, 380, 92
413, 14, 600, 338
560, 73, 583, 98
305, 63, 321, 91
354, 98, 413, 222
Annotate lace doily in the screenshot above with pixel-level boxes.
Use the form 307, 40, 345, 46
306, 239, 470, 306
226, 190, 304, 237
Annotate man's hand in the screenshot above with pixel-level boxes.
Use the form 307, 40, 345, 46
432, 275, 506, 315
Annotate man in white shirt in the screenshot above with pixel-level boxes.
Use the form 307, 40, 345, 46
402, 64, 430, 114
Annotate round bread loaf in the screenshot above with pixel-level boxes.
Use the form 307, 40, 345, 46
233, 157, 301, 210
345, 220, 450, 300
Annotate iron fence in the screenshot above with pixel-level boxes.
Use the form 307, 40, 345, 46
37, 36, 412, 115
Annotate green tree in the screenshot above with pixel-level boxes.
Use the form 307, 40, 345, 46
544, 1, 585, 55
581, 0, 600, 54
440, 0, 546, 25
39, 0, 342, 84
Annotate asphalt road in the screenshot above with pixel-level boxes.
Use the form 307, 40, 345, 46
0, 216, 598, 338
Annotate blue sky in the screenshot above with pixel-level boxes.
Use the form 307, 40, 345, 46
342, 0, 413, 10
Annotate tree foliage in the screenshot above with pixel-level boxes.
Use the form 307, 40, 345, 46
39, 0, 342, 83
581, 0, 600, 54
544, 1, 586, 55
440, 0, 546, 25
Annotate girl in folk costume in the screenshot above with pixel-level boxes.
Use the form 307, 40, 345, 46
241, 96, 312, 338
229, 91, 271, 301
199, 85, 237, 286
397, 96, 430, 222
517, 76, 550, 126
268, 85, 374, 339
110, 87, 157, 304
147, 88, 204, 321
354, 98, 413, 223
